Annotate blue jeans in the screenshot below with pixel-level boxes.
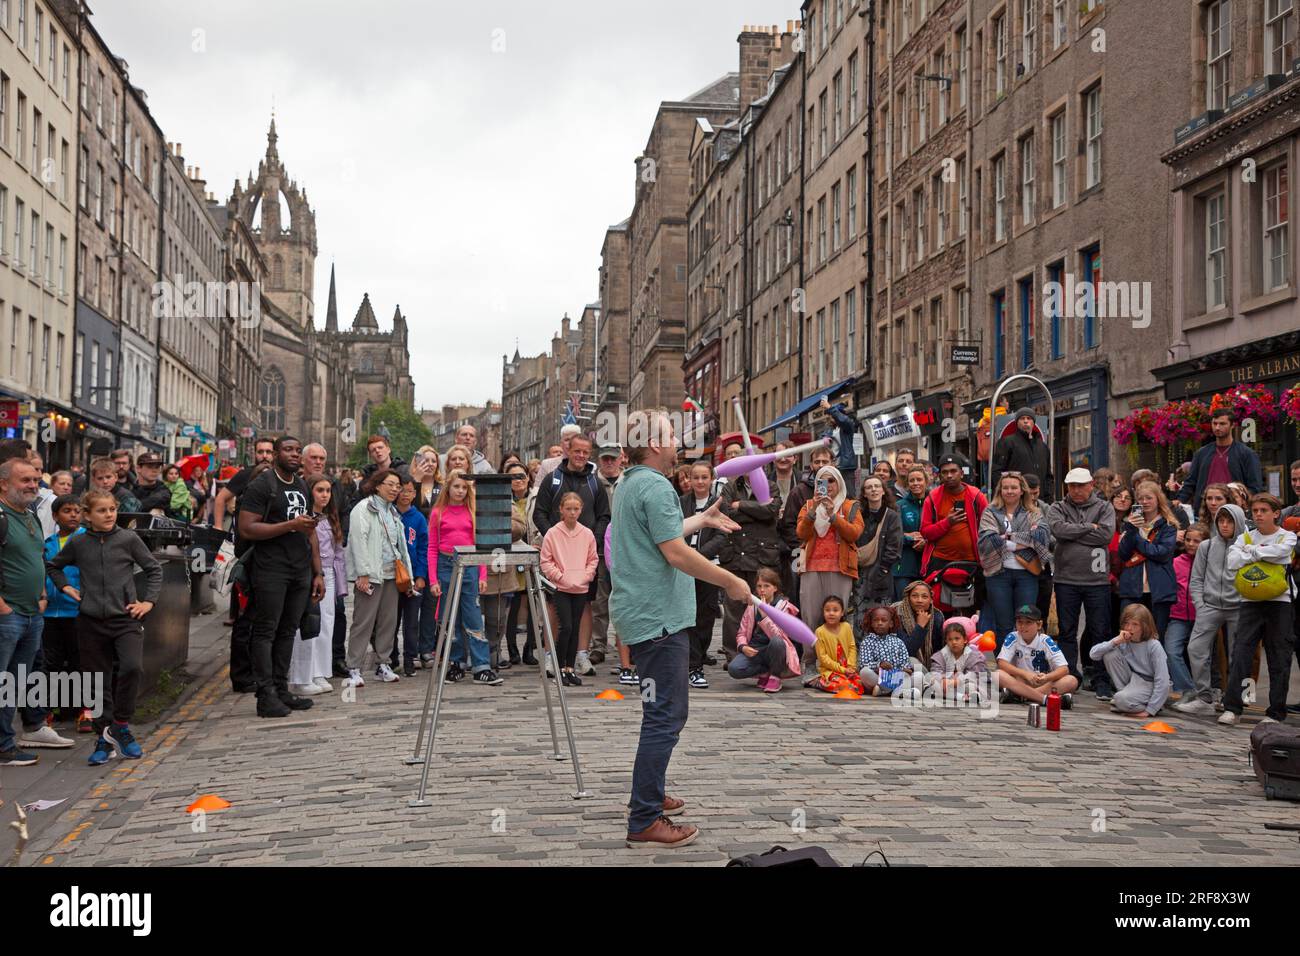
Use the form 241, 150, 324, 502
436, 553, 489, 672
1162, 617, 1196, 694
0, 612, 43, 751
984, 568, 1040, 643
1053, 582, 1110, 682
417, 587, 439, 657
627, 630, 690, 834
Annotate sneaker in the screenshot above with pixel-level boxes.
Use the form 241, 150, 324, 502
277, 693, 314, 711
1211, 688, 1224, 705
618, 667, 639, 686
1174, 698, 1217, 716
509, 650, 522, 666
704, 654, 718, 666
521, 648, 538, 666
625, 815, 699, 849
376, 663, 401, 683
1059, 693, 1073, 710
473, 669, 504, 686
1217, 711, 1239, 725
587, 650, 605, 666
445, 663, 466, 683
344, 668, 365, 688
313, 678, 334, 693
332, 660, 351, 678
420, 652, 436, 668
688, 668, 709, 689
575, 651, 595, 676
257, 695, 292, 718
289, 682, 325, 697
76, 709, 95, 734
1260, 716, 1280, 725
496, 656, 512, 670
87, 738, 114, 767
19, 724, 74, 749
105, 724, 143, 759
403, 661, 417, 678
761, 675, 783, 693
1094, 683, 1114, 702
0, 747, 38, 767
611, 664, 624, 676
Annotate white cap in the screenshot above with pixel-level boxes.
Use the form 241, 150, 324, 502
1064, 467, 1093, 485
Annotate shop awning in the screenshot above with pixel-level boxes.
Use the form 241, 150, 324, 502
759, 376, 858, 432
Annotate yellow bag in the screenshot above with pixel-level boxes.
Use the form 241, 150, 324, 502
1233, 532, 1290, 601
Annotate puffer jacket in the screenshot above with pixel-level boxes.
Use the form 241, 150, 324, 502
709, 475, 783, 574
1189, 503, 1248, 611
1117, 516, 1178, 603
346, 495, 413, 583
1170, 551, 1195, 622
892, 491, 924, 579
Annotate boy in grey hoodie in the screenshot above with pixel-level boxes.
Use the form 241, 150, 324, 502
1175, 503, 1247, 716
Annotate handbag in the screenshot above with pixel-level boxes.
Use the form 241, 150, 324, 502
210, 539, 237, 596
1234, 532, 1290, 601
856, 506, 884, 568
391, 528, 412, 595
1014, 551, 1043, 577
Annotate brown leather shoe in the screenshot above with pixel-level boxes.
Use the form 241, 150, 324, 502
625, 815, 699, 849
661, 795, 685, 816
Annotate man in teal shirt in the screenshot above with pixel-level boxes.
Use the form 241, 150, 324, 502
611, 410, 748, 849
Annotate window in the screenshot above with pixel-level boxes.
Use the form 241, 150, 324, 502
785, 117, 793, 175
1045, 260, 1066, 361
916, 73, 927, 143
994, 12, 1007, 97
1267, 0, 1296, 75
881, 104, 891, 172
95, 69, 103, 128
819, 90, 828, 159
833, 71, 843, 142
846, 289, 856, 375
17, 0, 24, 47
1085, 86, 1102, 188
260, 368, 287, 430
59, 139, 67, 199
934, 50, 948, 125
914, 187, 927, 260
43, 223, 51, 281
1022, 0, 1036, 71
1020, 133, 1035, 225
57, 234, 65, 292
0, 74, 7, 149
15, 92, 24, 163
1082, 244, 1101, 347
40, 323, 48, 391
1206, 1, 1231, 112
934, 173, 948, 247
74, 332, 83, 400
898, 86, 909, 157
818, 196, 828, 262
993, 153, 1007, 242
831, 300, 841, 381
1265, 165, 1289, 290
90, 341, 99, 405
26, 316, 34, 384
958, 155, 968, 235
1051, 112, 1067, 208
27, 210, 36, 274
78, 146, 87, 207
33, 6, 40, 68
848, 53, 860, 124
993, 290, 1006, 378
832, 182, 842, 252
956, 25, 968, 108
817, 309, 827, 386
846, 166, 858, 239
1019, 274, 1035, 369
62, 43, 69, 98
1053, 0, 1067, 48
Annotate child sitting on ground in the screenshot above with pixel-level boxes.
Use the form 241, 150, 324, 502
930, 620, 987, 704
809, 595, 863, 694
1088, 603, 1171, 717
856, 605, 912, 697
728, 567, 801, 693
996, 604, 1078, 708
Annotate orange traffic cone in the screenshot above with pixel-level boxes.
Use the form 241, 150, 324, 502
595, 689, 624, 701
1142, 720, 1176, 734
833, 686, 862, 700
186, 794, 231, 813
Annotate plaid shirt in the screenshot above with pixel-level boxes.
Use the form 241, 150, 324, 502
856, 632, 911, 671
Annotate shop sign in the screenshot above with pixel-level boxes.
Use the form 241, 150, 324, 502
0, 400, 18, 428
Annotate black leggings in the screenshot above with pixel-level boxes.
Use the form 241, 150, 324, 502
549, 591, 587, 670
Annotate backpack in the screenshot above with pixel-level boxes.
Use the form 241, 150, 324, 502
550, 467, 599, 499
1233, 531, 1291, 601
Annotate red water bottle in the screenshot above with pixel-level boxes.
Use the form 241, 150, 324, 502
1046, 692, 1061, 731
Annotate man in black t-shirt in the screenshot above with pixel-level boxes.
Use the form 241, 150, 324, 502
218, 438, 275, 692
237, 437, 325, 718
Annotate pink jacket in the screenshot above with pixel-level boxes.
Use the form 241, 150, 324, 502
540, 521, 598, 594
737, 599, 802, 677
428, 504, 486, 585
1170, 551, 1196, 622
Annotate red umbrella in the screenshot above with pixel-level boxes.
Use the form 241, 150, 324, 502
177, 453, 210, 480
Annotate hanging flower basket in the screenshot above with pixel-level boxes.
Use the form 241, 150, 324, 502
1281, 384, 1300, 431
1210, 385, 1279, 444
1112, 407, 1156, 470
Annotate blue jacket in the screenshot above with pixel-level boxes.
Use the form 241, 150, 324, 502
892, 491, 924, 579
1177, 439, 1263, 507
825, 404, 859, 473
44, 527, 85, 617
1116, 517, 1178, 604
399, 505, 429, 582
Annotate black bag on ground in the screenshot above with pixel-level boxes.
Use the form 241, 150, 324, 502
726, 845, 840, 867
1249, 723, 1300, 800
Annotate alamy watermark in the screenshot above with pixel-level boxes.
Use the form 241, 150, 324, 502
151, 277, 261, 328
0, 666, 103, 717
1042, 274, 1151, 329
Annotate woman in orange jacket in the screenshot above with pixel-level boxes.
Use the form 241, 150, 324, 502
796, 464, 865, 643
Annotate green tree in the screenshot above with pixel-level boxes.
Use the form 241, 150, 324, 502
345, 398, 432, 470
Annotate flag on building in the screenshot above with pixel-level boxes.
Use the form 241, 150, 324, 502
682, 396, 704, 416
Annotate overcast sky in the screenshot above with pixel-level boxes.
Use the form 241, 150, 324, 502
94, 0, 799, 410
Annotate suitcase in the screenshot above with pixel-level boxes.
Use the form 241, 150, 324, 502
1249, 723, 1300, 801
726, 845, 841, 867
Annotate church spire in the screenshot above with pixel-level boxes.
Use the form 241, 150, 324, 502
266, 114, 280, 166
325, 263, 338, 332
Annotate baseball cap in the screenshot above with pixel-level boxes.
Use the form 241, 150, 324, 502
937, 453, 969, 471
1014, 604, 1043, 622
597, 445, 621, 460
1064, 467, 1093, 485
137, 453, 164, 467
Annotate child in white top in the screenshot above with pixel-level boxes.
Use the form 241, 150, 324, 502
996, 604, 1079, 707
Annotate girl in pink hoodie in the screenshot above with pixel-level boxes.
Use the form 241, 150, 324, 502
540, 492, 599, 687
1164, 522, 1206, 699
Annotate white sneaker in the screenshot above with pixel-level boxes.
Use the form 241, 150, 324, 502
344, 668, 365, 688
1260, 716, 1279, 725
313, 678, 334, 693
376, 663, 400, 683
1217, 711, 1238, 725
19, 725, 74, 749
545, 653, 555, 677
1173, 697, 1216, 717
575, 651, 595, 676
289, 682, 325, 697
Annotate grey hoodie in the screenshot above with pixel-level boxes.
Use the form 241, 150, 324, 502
1042, 493, 1116, 586
46, 526, 163, 619
1189, 503, 1247, 611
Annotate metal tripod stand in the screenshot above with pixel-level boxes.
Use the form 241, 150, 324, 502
407, 544, 589, 806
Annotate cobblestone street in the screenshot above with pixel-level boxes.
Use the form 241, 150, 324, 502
6, 607, 1300, 868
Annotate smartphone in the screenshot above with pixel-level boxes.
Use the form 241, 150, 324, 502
1131, 504, 1143, 522
816, 478, 829, 497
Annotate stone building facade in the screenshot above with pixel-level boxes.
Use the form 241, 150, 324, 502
596, 220, 631, 422
206, 197, 263, 455
501, 349, 551, 463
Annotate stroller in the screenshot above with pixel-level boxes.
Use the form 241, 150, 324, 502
923, 561, 981, 615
